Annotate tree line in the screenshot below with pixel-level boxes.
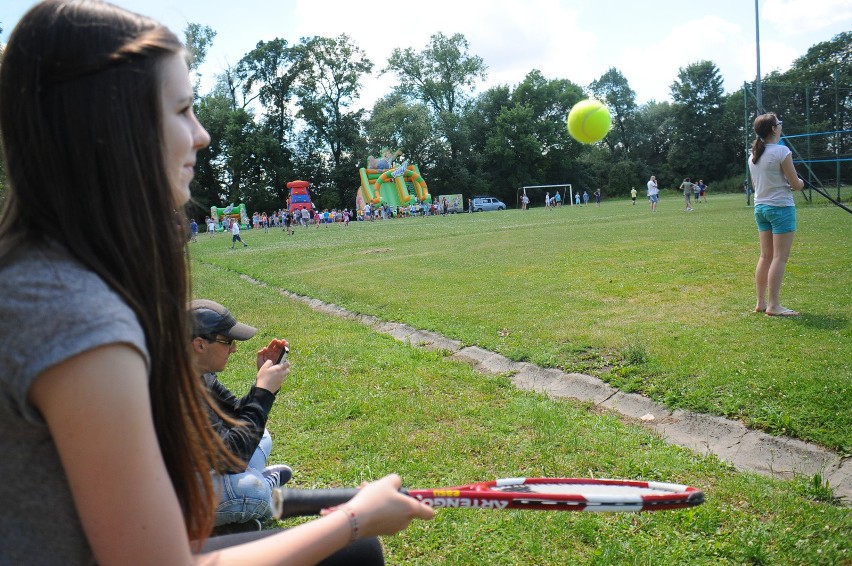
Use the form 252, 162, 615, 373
1, 24, 848, 214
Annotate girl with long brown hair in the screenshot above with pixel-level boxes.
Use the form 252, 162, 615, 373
0, 1, 431, 564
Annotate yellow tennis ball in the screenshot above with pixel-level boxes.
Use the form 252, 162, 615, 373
567, 99, 611, 144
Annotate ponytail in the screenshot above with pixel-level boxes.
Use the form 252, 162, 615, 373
751, 137, 766, 164
751, 113, 777, 164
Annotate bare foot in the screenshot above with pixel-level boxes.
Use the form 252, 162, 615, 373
765, 308, 800, 317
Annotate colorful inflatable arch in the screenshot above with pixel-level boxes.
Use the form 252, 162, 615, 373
358, 163, 430, 209
286, 180, 314, 213
210, 203, 249, 231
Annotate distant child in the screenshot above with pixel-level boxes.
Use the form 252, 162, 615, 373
231, 221, 248, 248
698, 180, 707, 202
631, 187, 637, 205
680, 178, 695, 212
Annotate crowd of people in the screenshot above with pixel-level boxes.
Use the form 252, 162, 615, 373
193, 197, 460, 239
200, 183, 722, 228
677, 178, 708, 211
194, 178, 717, 236
643, 175, 710, 212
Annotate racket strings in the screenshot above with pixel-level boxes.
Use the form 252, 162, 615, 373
489, 482, 680, 497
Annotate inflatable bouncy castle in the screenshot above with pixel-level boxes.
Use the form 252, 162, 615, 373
210, 203, 249, 231
287, 180, 314, 213
358, 150, 430, 210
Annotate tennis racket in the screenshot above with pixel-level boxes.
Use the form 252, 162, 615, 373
802, 179, 852, 214
272, 477, 704, 518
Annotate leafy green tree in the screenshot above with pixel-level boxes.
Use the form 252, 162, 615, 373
762, 32, 851, 130
668, 60, 735, 181
227, 39, 305, 207
606, 159, 648, 198
384, 33, 487, 192
477, 71, 584, 200
193, 84, 252, 208
183, 23, 216, 94
631, 100, 678, 187
236, 39, 304, 147
365, 94, 435, 169
589, 67, 638, 155
297, 34, 373, 208
753, 32, 852, 186
464, 85, 513, 197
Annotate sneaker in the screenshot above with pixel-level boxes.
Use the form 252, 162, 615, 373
262, 464, 293, 489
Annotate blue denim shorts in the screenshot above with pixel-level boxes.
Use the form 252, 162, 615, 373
754, 204, 796, 234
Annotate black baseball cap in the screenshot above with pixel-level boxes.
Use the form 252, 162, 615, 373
189, 299, 257, 341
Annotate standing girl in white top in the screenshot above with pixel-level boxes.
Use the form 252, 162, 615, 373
748, 112, 804, 316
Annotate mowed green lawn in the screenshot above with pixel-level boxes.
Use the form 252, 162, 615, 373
191, 191, 851, 452
190, 191, 850, 564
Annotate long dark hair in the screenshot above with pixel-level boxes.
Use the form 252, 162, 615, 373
751, 112, 778, 164
0, 0, 232, 542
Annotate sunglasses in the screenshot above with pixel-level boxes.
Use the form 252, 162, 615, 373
203, 335, 236, 346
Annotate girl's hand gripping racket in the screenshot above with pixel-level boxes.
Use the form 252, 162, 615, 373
272, 477, 704, 518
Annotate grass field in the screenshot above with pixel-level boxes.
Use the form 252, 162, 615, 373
190, 192, 850, 564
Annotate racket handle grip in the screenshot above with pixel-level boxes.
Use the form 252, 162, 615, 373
272, 488, 412, 518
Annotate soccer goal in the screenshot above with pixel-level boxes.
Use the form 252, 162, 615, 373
517, 184, 573, 209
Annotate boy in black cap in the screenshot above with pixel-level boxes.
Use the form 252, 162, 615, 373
188, 299, 292, 528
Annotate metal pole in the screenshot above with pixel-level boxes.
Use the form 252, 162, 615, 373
755, 0, 763, 113
836, 65, 841, 200
744, 82, 751, 205
806, 86, 813, 202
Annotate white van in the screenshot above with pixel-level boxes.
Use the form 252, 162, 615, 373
471, 196, 506, 212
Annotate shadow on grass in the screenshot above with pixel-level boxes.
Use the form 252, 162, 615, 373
776, 313, 850, 330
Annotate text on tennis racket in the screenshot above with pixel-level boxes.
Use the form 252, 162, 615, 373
414, 493, 510, 509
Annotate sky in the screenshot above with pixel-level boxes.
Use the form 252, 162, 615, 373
2, 0, 851, 111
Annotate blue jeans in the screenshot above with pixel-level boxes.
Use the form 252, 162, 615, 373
213, 429, 274, 526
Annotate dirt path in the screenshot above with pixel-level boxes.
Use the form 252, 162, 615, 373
251, 276, 851, 503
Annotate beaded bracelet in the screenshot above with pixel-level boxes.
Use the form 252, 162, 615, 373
338, 505, 360, 543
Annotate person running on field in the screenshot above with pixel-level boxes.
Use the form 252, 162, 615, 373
231, 220, 247, 248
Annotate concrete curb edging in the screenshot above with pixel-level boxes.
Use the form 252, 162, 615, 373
253, 277, 851, 502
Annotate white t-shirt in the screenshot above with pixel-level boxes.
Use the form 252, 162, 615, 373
749, 143, 795, 207
647, 180, 658, 196
231, 223, 240, 236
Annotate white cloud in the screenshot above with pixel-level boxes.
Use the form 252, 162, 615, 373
293, 0, 597, 101
619, 15, 746, 103
762, 0, 852, 35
